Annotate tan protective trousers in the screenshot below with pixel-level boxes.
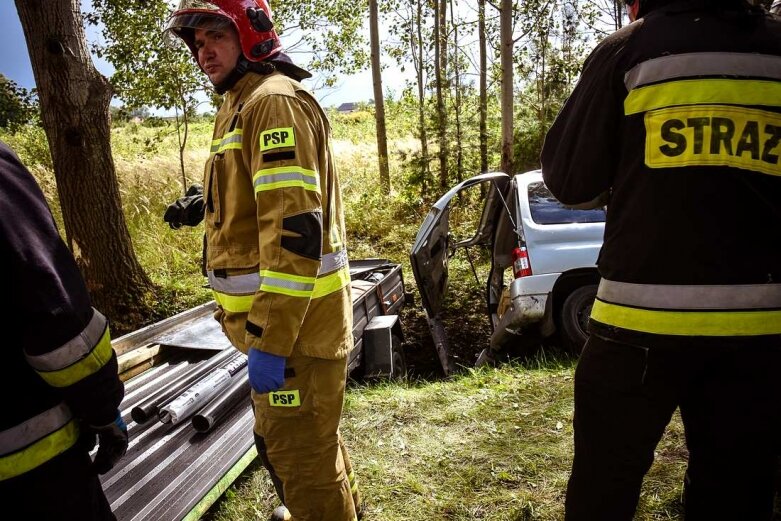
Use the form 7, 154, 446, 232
252, 354, 361, 521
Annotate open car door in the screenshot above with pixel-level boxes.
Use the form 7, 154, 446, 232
410, 172, 510, 374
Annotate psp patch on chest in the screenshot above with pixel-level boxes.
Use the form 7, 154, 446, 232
260, 127, 296, 151
268, 390, 301, 407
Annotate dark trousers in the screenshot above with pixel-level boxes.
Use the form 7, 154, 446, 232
0, 444, 115, 520
565, 333, 781, 521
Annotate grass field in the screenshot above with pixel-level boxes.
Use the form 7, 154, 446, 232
203, 359, 689, 521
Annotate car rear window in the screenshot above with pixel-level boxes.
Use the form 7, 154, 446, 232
527, 182, 606, 224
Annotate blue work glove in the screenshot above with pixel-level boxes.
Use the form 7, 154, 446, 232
248, 349, 286, 393
90, 411, 129, 475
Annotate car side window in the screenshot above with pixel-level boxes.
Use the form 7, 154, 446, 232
527, 182, 606, 224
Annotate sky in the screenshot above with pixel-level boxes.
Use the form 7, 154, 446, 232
0, 2, 411, 111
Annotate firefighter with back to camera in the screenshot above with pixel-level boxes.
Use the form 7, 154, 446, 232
540, 0, 781, 518
0, 141, 128, 520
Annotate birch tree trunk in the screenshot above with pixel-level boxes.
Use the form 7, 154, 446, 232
369, 0, 390, 194
412, 0, 431, 195
500, 0, 515, 175
434, 0, 449, 188
478, 0, 489, 175
449, 0, 463, 183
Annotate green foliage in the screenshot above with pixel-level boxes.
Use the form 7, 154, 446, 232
0, 75, 38, 132
274, 0, 370, 85
87, 0, 205, 114
0, 124, 52, 169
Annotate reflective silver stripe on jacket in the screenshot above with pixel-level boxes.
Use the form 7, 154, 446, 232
260, 272, 315, 293
208, 271, 260, 295
0, 403, 72, 456
320, 249, 348, 274
624, 52, 781, 90
207, 250, 349, 295
24, 309, 108, 372
597, 279, 781, 310
253, 170, 319, 190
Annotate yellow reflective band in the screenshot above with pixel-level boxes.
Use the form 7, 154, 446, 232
37, 328, 113, 388
591, 300, 781, 336
253, 166, 320, 194
259, 270, 316, 298
625, 79, 781, 115
212, 289, 254, 313
645, 105, 781, 177
259, 127, 296, 151
351, 478, 359, 494
0, 419, 78, 480
215, 266, 350, 303
268, 390, 300, 407
312, 266, 351, 299
210, 129, 243, 155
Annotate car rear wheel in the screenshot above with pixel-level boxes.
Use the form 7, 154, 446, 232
559, 284, 597, 355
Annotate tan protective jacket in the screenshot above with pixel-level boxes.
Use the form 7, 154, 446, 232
204, 71, 353, 360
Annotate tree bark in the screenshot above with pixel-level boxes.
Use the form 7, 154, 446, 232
411, 0, 431, 196
434, 0, 449, 189
478, 0, 489, 176
369, 0, 391, 194
15, 0, 155, 333
449, 0, 463, 184
500, 0, 515, 175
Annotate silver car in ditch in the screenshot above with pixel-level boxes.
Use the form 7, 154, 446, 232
410, 170, 606, 374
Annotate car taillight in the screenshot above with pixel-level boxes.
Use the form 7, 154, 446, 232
512, 246, 532, 278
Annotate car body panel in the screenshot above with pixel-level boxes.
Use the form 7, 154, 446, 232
412, 169, 605, 367
410, 172, 510, 318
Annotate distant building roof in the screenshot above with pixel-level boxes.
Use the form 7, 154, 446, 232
337, 102, 358, 113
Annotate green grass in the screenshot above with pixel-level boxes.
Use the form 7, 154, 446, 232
204, 360, 689, 521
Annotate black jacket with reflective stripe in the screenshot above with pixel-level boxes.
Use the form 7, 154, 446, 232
542, 0, 781, 287
0, 142, 124, 433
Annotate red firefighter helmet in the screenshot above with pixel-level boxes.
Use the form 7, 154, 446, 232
165, 0, 282, 63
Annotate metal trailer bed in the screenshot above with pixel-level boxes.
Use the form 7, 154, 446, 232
103, 259, 407, 520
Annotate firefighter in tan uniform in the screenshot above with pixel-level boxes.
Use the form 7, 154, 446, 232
165, 2, 361, 519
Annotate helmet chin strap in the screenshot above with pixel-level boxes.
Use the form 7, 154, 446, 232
213, 56, 276, 94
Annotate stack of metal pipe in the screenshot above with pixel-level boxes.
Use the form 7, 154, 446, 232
131, 348, 250, 433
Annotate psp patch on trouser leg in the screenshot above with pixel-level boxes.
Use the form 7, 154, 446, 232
252, 354, 357, 521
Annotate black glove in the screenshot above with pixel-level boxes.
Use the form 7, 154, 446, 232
90, 411, 129, 475
163, 184, 205, 229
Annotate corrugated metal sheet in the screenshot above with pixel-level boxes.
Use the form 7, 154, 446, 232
105, 355, 255, 521
103, 260, 407, 520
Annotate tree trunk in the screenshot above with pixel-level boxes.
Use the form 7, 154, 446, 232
15, 0, 155, 334
449, 0, 463, 184
175, 79, 191, 194
412, 0, 431, 196
434, 0, 449, 188
478, 0, 488, 176
500, 0, 514, 175
369, 0, 391, 194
